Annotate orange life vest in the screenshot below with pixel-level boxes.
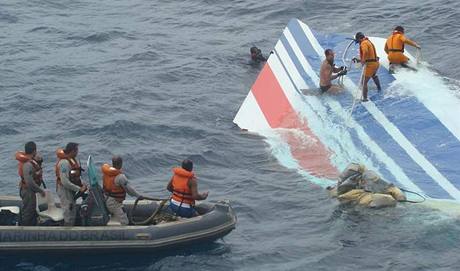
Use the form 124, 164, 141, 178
15, 151, 43, 188
360, 38, 379, 62
101, 163, 125, 201
386, 31, 405, 53
171, 167, 195, 205
55, 148, 82, 187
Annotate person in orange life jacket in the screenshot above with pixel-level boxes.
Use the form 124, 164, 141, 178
16, 141, 46, 226
56, 142, 87, 226
384, 26, 420, 73
102, 156, 145, 225
352, 32, 382, 102
167, 159, 208, 218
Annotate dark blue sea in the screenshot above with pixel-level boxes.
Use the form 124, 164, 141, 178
1, 0, 460, 270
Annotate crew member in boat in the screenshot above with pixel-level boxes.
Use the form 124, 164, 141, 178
55, 142, 87, 226
319, 49, 347, 94
102, 155, 145, 225
167, 159, 208, 218
353, 32, 382, 102
15, 141, 46, 226
384, 26, 421, 73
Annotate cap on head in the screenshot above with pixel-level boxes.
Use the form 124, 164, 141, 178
181, 159, 193, 172
25, 141, 36, 155
394, 26, 404, 33
112, 155, 122, 169
355, 32, 365, 42
64, 142, 79, 154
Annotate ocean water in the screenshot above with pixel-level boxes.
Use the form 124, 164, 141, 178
1, 0, 460, 270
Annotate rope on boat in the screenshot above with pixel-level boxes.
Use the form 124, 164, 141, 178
129, 196, 169, 225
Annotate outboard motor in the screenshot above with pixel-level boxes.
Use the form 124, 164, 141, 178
80, 155, 110, 226
80, 185, 110, 226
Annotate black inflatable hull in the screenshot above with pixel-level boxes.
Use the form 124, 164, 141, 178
0, 196, 236, 253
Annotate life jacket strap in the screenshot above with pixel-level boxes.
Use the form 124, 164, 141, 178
173, 190, 194, 199
365, 59, 378, 63
107, 191, 126, 198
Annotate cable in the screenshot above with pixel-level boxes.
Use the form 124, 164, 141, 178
129, 196, 169, 225
399, 188, 426, 203
415, 48, 422, 65
346, 63, 365, 125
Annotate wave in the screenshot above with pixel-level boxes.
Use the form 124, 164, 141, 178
65, 30, 135, 45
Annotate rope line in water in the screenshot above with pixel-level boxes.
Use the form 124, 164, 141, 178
399, 188, 426, 203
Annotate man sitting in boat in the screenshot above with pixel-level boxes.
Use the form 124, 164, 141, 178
328, 163, 406, 208
167, 159, 208, 218
102, 156, 145, 225
15, 141, 46, 226
319, 49, 347, 94
56, 143, 88, 226
384, 26, 421, 73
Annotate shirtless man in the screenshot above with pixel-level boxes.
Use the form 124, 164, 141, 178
319, 49, 347, 94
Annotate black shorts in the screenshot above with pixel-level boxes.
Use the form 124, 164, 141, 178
320, 85, 331, 93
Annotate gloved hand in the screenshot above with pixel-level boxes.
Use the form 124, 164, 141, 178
339, 66, 345, 71
352, 57, 359, 63
338, 69, 348, 76
415, 44, 421, 49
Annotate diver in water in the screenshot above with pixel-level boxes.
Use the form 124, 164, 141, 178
353, 32, 382, 102
384, 26, 421, 73
319, 49, 347, 94
250, 46, 268, 63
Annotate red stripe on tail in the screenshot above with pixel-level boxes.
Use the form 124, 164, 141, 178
251, 63, 339, 178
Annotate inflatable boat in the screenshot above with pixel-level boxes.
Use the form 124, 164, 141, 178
234, 18, 460, 209
0, 196, 236, 253
0, 156, 236, 253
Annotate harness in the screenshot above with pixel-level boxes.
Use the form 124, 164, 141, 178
56, 158, 82, 188
172, 189, 194, 206
389, 32, 405, 53
360, 38, 379, 63
107, 190, 125, 200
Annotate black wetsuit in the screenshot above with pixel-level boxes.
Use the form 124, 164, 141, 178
251, 53, 267, 63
